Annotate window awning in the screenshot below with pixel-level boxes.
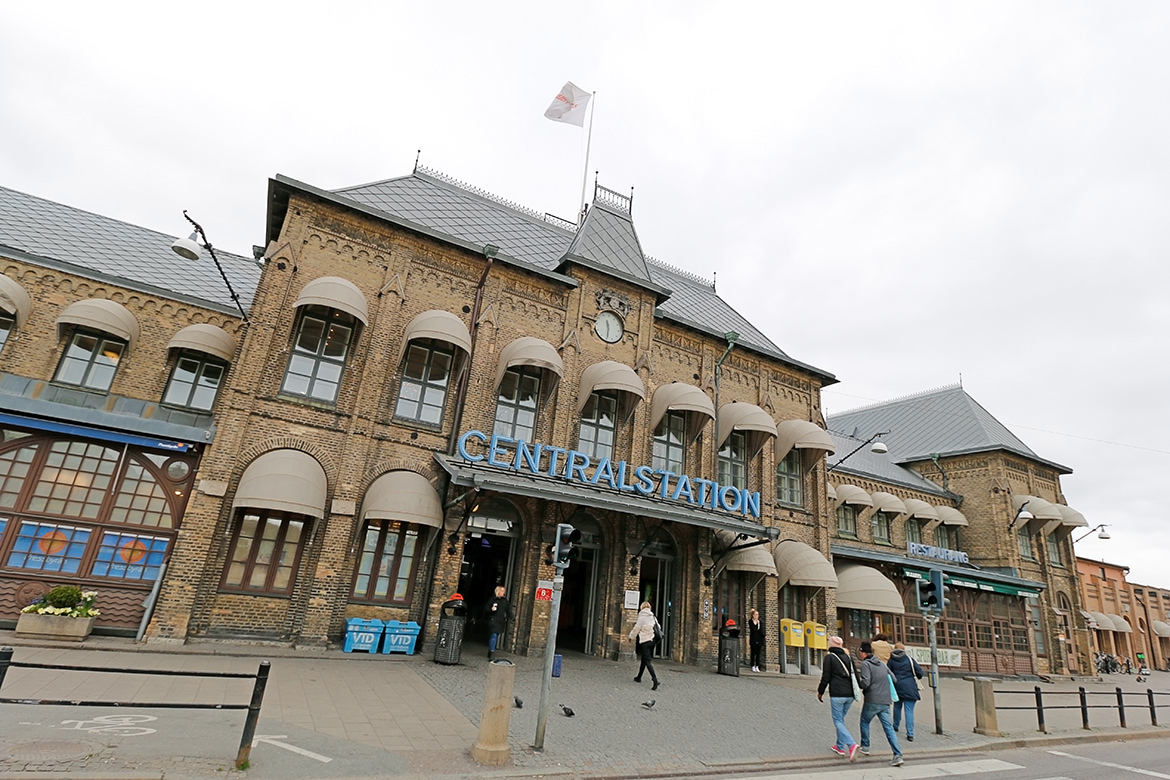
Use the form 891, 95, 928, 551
870, 492, 907, 515
833, 484, 873, 508
294, 276, 369, 324
934, 506, 969, 527
774, 419, 835, 472
399, 309, 472, 362
903, 498, 939, 522
1056, 504, 1088, 528
716, 402, 777, 452
360, 471, 443, 529
1080, 610, 1099, 628
835, 564, 905, 614
167, 323, 237, 363
495, 336, 563, 391
578, 361, 645, 412
1088, 611, 1117, 632
826, 483, 837, 502
0, 274, 32, 327
56, 299, 140, 349
649, 382, 715, 432
1013, 494, 1063, 532
714, 530, 778, 577
774, 540, 837, 589
1152, 620, 1170, 638
232, 449, 328, 519
1105, 612, 1132, 633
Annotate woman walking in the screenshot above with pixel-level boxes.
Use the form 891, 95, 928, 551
629, 601, 660, 690
748, 608, 764, 672
816, 636, 860, 762
889, 642, 924, 741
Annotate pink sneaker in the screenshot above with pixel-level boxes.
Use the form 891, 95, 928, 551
831, 746, 847, 756
848, 744, 859, 763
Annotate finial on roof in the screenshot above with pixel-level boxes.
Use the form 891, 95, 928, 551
413, 149, 421, 173
959, 372, 963, 387
713, 270, 717, 291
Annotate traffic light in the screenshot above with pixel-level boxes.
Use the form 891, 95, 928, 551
917, 576, 937, 612
930, 568, 951, 613
554, 523, 581, 570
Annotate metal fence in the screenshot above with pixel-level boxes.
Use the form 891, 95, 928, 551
995, 684, 1169, 733
0, 646, 269, 768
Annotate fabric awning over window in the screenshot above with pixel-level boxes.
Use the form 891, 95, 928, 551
934, 506, 969, 527
833, 484, 873, 508
359, 471, 443, 529
1056, 504, 1088, 528
494, 336, 563, 391
903, 498, 939, 522
577, 360, 645, 412
1088, 611, 1116, 631
1082, 610, 1100, 629
232, 449, 328, 519
56, 299, 140, 349
649, 382, 715, 432
1105, 612, 1132, 633
0, 274, 32, 327
294, 276, 369, 324
716, 402, 777, 451
834, 564, 905, 614
167, 323, 237, 363
826, 483, 837, 502
774, 540, 837, 589
713, 530, 778, 577
1152, 620, 1170, 638
870, 492, 907, 515
399, 309, 472, 362
774, 419, 835, 471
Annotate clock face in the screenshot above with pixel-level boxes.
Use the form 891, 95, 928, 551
594, 310, 624, 343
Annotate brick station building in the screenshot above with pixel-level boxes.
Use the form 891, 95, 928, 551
0, 171, 1100, 675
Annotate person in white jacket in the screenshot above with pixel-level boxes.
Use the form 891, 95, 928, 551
629, 601, 660, 690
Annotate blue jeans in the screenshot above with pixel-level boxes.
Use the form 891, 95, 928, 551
893, 699, 917, 738
489, 633, 500, 653
860, 701, 903, 757
829, 697, 858, 751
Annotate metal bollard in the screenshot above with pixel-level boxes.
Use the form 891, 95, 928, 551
968, 677, 1000, 737
1079, 686, 1090, 730
235, 661, 270, 769
1034, 686, 1046, 734
1116, 687, 1126, 728
471, 659, 516, 766
0, 646, 12, 691
1149, 689, 1158, 727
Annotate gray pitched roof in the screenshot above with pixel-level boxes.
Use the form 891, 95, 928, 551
0, 184, 260, 315
326, 169, 834, 382
826, 384, 1070, 473
826, 430, 951, 496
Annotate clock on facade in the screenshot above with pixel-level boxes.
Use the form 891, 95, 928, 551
594, 310, 624, 343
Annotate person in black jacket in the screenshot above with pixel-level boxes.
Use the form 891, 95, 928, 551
748, 609, 764, 672
485, 585, 513, 660
817, 636, 860, 761
888, 642, 924, 741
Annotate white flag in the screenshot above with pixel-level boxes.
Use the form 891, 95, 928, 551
544, 82, 591, 126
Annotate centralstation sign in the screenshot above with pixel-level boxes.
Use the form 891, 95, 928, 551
457, 430, 763, 518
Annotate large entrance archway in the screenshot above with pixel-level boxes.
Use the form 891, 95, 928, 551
458, 498, 521, 645
557, 512, 603, 654
636, 530, 677, 658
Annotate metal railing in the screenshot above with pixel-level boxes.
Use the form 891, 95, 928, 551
0, 646, 269, 769
995, 684, 1169, 733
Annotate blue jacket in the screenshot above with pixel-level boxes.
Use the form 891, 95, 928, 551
887, 649, 923, 702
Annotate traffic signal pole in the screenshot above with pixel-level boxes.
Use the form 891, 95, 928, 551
534, 572, 563, 751
926, 612, 943, 735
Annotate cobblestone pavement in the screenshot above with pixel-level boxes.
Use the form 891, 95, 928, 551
1, 632, 1167, 780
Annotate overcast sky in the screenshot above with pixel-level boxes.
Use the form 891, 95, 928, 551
2, 2, 1166, 586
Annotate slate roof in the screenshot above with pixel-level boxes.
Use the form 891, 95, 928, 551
328, 169, 834, 381
825, 430, 951, 496
827, 384, 1070, 474
0, 184, 260, 315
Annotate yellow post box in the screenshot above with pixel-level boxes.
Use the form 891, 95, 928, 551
781, 617, 806, 647
805, 621, 828, 650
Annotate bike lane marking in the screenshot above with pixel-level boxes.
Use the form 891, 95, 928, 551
252, 734, 332, 763
1048, 750, 1170, 779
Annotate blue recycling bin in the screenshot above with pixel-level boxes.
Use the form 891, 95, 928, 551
344, 618, 385, 653
552, 653, 563, 677
382, 620, 421, 654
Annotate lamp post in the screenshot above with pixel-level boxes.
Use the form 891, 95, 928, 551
171, 211, 250, 322
826, 430, 891, 473
1073, 524, 1111, 543
1007, 501, 1034, 532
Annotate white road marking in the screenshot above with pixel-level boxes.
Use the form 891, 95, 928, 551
723, 758, 1024, 780
1048, 750, 1170, 779
252, 734, 333, 763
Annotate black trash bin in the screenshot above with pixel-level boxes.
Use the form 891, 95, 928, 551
433, 594, 468, 665
718, 619, 741, 677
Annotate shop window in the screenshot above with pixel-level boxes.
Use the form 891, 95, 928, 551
54, 331, 125, 391
775, 449, 802, 507
1028, 596, 1046, 656
872, 511, 892, 544
163, 352, 226, 411
578, 391, 617, 460
1046, 534, 1065, 566
281, 306, 355, 403
934, 524, 958, 549
6, 520, 91, 573
0, 441, 37, 509
652, 411, 686, 473
905, 519, 921, 544
494, 366, 540, 441
395, 339, 454, 425
221, 511, 308, 595
717, 430, 747, 489
836, 504, 858, 538
351, 520, 420, 604
28, 440, 120, 519
1017, 526, 1034, 559
0, 311, 12, 353
90, 530, 169, 580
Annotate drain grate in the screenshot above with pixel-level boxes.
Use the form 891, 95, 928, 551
4, 740, 98, 763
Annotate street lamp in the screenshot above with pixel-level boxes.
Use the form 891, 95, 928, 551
826, 430, 891, 473
1073, 523, 1111, 543
1007, 501, 1034, 532
171, 211, 250, 322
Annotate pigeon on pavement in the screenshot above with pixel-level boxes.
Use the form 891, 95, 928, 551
641, 699, 656, 709
513, 696, 523, 709
559, 704, 575, 717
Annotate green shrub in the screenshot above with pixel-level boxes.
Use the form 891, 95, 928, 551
46, 586, 84, 609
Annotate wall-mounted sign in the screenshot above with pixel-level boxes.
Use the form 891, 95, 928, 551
625, 590, 640, 610
458, 430, 762, 518
907, 541, 969, 564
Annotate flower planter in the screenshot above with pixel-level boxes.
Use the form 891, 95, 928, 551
15, 612, 96, 642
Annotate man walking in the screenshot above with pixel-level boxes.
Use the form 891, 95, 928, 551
856, 640, 904, 767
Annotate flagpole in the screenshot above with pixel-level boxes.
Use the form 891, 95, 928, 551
577, 92, 596, 225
